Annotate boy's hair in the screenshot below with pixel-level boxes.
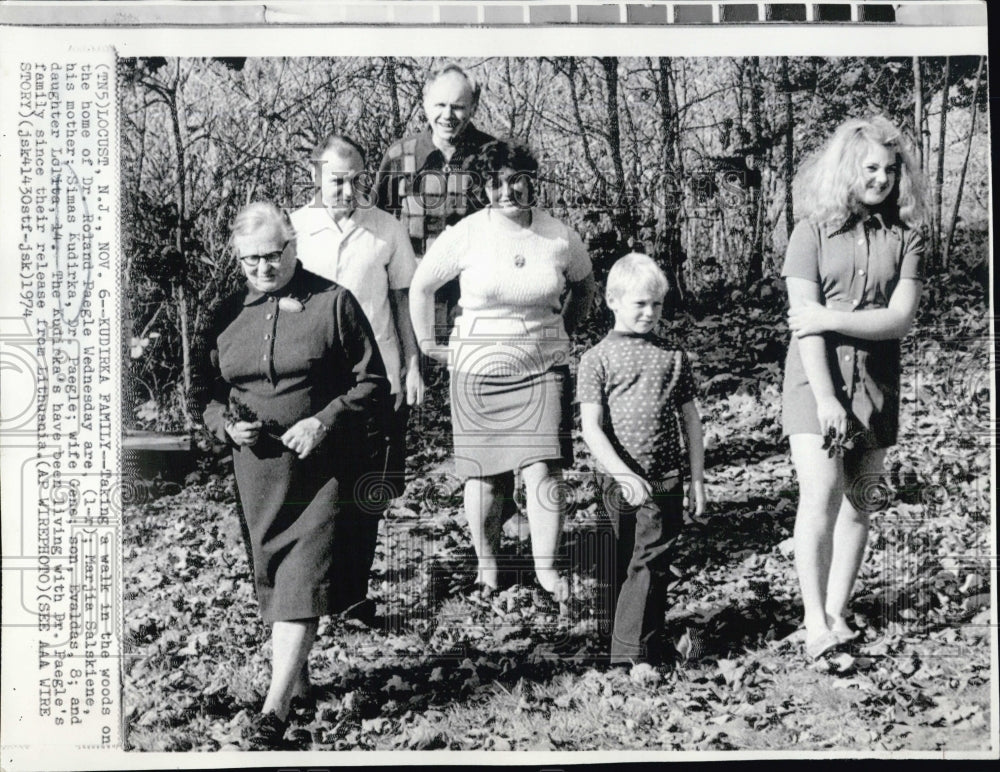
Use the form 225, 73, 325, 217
606, 253, 670, 303
793, 116, 926, 228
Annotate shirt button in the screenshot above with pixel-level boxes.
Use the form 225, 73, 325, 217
857, 238, 865, 245
265, 314, 273, 320
269, 297, 275, 303
264, 334, 271, 340
262, 354, 268, 361
858, 269, 865, 276
852, 299, 859, 306
843, 354, 851, 362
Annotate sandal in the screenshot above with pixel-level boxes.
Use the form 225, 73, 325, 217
805, 630, 842, 661
832, 628, 860, 644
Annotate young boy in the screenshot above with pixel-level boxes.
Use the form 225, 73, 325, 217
577, 253, 706, 665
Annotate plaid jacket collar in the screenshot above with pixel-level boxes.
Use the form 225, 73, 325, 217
409, 124, 494, 169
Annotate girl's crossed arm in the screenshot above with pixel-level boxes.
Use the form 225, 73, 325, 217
786, 276, 850, 439
788, 278, 922, 341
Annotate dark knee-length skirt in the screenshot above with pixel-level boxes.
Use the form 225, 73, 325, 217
233, 439, 381, 623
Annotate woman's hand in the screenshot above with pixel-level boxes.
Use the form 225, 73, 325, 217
788, 300, 833, 337
281, 417, 328, 459
226, 420, 261, 447
815, 394, 848, 440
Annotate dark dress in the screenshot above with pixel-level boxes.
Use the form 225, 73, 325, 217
781, 212, 924, 449
190, 265, 392, 623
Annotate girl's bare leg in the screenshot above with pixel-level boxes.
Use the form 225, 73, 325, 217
789, 434, 845, 645
826, 447, 886, 634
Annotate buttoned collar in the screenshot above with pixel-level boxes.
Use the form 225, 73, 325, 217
243, 261, 312, 306
825, 208, 896, 238
296, 203, 376, 239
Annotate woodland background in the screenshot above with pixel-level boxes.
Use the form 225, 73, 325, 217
122, 56, 992, 752
121, 55, 989, 426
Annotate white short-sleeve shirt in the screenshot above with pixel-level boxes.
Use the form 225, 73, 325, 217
291, 204, 417, 395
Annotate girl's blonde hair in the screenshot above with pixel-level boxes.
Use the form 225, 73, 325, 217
793, 116, 926, 229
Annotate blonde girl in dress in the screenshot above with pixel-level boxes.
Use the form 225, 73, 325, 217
781, 117, 926, 659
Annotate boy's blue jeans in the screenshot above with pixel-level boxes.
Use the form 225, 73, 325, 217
595, 472, 684, 665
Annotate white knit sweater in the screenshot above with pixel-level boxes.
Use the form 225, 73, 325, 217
415, 208, 592, 376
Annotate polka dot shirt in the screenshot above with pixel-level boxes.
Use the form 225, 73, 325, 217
577, 331, 696, 480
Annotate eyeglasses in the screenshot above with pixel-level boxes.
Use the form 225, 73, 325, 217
239, 240, 290, 267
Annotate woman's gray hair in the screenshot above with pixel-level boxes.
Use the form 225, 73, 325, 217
230, 201, 295, 247
423, 62, 481, 108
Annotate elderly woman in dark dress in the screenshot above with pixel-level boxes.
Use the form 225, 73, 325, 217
190, 202, 391, 748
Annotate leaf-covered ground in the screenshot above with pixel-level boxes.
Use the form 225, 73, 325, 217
123, 268, 992, 753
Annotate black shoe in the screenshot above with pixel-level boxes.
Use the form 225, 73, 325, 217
241, 711, 287, 750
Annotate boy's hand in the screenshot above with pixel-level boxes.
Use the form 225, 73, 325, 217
684, 480, 707, 525
613, 473, 651, 507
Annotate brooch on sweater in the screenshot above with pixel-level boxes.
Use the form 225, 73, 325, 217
278, 297, 305, 312
513, 254, 526, 268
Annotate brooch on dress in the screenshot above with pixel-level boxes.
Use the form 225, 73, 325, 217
513, 254, 526, 268
278, 297, 304, 312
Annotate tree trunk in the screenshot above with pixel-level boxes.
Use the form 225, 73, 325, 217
781, 57, 795, 239
565, 59, 605, 193
745, 56, 764, 285
600, 56, 636, 245
932, 56, 950, 270
168, 65, 192, 423
385, 56, 403, 140
912, 57, 924, 172
943, 55, 985, 267
656, 57, 686, 307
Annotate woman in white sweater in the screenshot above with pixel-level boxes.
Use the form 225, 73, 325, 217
410, 140, 596, 601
